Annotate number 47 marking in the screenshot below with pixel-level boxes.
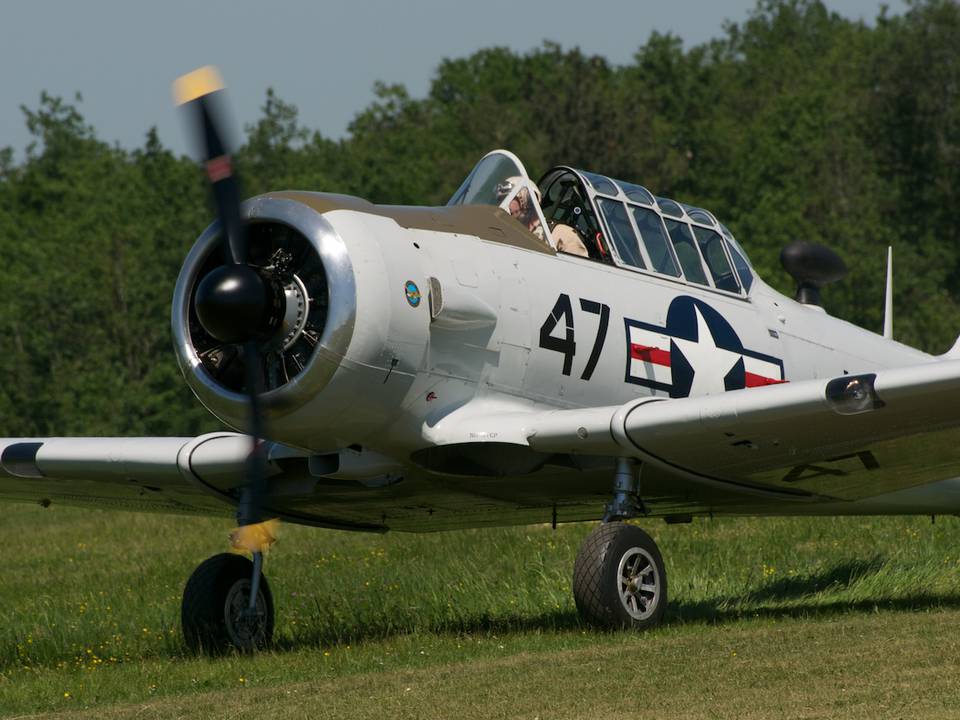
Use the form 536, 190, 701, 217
538, 294, 610, 380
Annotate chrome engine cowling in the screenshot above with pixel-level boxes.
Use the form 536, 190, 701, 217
172, 196, 357, 433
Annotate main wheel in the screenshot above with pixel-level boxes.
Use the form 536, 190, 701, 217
572, 522, 666, 630
181, 553, 275, 653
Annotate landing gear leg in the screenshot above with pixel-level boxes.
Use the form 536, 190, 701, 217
248, 551, 264, 612
573, 458, 667, 629
603, 457, 646, 521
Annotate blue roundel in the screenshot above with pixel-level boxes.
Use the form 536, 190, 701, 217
404, 280, 421, 307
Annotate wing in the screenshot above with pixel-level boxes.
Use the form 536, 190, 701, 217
7, 360, 960, 527
0, 434, 252, 517
425, 360, 960, 504
0, 433, 388, 531
610, 361, 960, 501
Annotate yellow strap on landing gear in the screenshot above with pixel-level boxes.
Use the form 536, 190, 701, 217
230, 519, 279, 554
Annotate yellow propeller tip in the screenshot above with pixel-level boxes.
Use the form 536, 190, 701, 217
173, 65, 225, 106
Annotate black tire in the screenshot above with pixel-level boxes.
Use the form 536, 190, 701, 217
181, 553, 275, 654
572, 522, 667, 630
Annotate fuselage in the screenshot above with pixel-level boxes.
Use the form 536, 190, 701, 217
169, 191, 955, 531
245, 194, 932, 450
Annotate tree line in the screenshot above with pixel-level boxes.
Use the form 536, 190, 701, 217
1, 0, 957, 436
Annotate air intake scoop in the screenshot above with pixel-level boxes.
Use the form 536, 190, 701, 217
780, 241, 848, 307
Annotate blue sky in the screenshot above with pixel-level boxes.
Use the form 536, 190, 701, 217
0, 0, 905, 158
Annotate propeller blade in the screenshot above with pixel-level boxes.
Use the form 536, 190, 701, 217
174, 67, 279, 547
238, 339, 267, 527
173, 66, 246, 265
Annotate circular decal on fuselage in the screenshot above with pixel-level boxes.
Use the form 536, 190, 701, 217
404, 280, 421, 307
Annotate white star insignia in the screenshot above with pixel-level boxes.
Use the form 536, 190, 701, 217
671, 307, 743, 396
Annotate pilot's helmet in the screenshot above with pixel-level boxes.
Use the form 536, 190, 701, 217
530, 183, 542, 204
495, 176, 541, 205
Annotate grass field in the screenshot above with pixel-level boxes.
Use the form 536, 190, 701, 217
3, 503, 960, 717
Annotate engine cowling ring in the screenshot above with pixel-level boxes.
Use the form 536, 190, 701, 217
172, 196, 357, 429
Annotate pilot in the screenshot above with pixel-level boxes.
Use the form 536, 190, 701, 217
551, 223, 589, 257
497, 177, 545, 242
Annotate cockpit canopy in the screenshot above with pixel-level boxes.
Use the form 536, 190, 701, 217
448, 150, 549, 246
448, 150, 754, 296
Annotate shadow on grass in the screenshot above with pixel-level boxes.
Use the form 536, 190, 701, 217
271, 557, 960, 652
270, 608, 585, 653
18, 557, 953, 666
669, 593, 960, 625
669, 556, 960, 624
744, 556, 885, 604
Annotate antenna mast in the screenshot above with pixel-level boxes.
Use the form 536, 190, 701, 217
883, 246, 893, 340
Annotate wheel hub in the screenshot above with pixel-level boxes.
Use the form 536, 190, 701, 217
224, 579, 269, 649
617, 547, 660, 621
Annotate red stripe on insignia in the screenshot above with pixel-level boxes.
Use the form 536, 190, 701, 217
745, 372, 788, 387
206, 155, 232, 183
630, 344, 671, 366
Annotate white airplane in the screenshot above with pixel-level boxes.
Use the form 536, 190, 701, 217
4, 68, 960, 652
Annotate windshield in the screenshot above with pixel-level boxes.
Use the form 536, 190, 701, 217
448, 150, 553, 249
448, 153, 525, 207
